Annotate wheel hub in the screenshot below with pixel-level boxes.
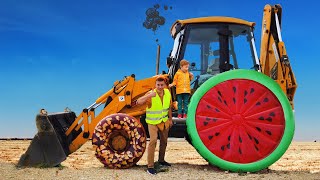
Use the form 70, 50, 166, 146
232, 114, 245, 126
108, 130, 130, 152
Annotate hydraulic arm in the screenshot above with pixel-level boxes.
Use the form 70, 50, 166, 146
260, 4, 297, 108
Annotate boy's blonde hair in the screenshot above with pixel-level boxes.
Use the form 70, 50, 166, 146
180, 59, 189, 67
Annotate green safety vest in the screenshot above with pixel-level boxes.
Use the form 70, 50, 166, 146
146, 89, 171, 125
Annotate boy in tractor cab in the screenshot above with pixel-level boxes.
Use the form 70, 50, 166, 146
169, 59, 194, 118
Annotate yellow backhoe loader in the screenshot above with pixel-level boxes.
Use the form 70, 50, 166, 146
18, 4, 296, 172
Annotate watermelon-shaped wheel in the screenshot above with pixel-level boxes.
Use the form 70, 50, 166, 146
187, 69, 295, 172
92, 113, 146, 168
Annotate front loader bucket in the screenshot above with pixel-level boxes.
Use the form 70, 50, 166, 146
18, 111, 81, 167
18, 132, 66, 167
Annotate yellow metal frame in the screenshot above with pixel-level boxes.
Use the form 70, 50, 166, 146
260, 4, 297, 108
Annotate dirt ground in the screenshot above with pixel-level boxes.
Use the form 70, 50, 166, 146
0, 139, 319, 179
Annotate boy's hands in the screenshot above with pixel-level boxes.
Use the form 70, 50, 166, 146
168, 83, 174, 88
137, 90, 156, 105
189, 72, 194, 80
148, 91, 157, 98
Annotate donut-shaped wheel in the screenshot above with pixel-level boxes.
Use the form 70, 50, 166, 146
187, 69, 295, 172
92, 113, 146, 168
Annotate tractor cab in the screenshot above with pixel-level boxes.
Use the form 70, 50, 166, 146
166, 17, 260, 90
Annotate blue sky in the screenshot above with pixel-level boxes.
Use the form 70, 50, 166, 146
0, 0, 318, 141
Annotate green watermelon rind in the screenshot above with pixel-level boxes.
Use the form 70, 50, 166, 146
187, 69, 295, 172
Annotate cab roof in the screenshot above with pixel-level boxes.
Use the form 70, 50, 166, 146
170, 16, 255, 37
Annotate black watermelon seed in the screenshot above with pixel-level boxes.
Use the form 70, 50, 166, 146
207, 105, 211, 109
269, 112, 275, 117
266, 130, 272, 135
218, 96, 222, 103
239, 148, 242, 154
250, 88, 255, 94
204, 121, 208, 126
215, 108, 220, 112
215, 132, 220, 136
227, 143, 230, 149
263, 98, 269, 102
228, 135, 231, 141
212, 118, 218, 122
218, 91, 222, 97
254, 144, 259, 151
254, 137, 259, 144
233, 97, 236, 104
258, 116, 264, 120
205, 117, 210, 121
248, 133, 252, 140
244, 90, 248, 97
233, 87, 236, 93
239, 136, 242, 143
224, 100, 228, 106
244, 98, 247, 104
266, 117, 272, 122
221, 146, 225, 151
208, 135, 213, 140
256, 127, 261, 132
256, 102, 261, 106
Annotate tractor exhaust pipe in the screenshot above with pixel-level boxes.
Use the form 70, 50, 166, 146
156, 45, 160, 75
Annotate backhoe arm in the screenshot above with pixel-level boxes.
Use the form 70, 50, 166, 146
260, 4, 297, 109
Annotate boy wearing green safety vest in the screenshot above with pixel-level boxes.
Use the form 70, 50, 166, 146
137, 76, 173, 175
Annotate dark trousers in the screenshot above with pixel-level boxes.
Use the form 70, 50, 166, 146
177, 93, 190, 114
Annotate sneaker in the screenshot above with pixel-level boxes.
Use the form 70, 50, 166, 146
183, 114, 187, 118
147, 168, 157, 175
159, 161, 171, 167
178, 114, 183, 119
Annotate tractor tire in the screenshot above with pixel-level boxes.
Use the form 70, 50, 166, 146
187, 69, 295, 172
92, 113, 146, 168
